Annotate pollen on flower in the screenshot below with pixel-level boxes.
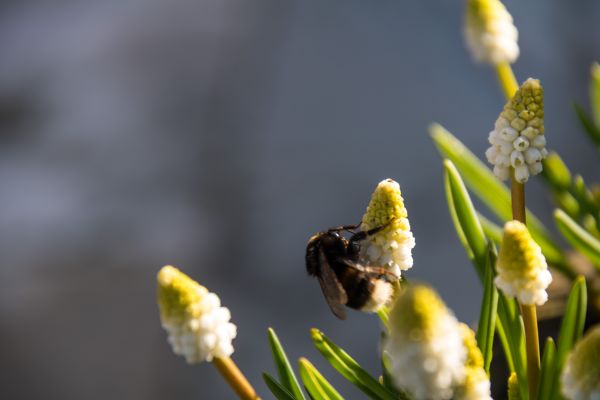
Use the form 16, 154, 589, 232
486, 78, 547, 183
384, 285, 466, 400
561, 325, 600, 400
360, 179, 415, 278
464, 0, 519, 65
157, 265, 237, 363
495, 221, 552, 306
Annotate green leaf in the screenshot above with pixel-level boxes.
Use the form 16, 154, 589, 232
430, 123, 567, 269
311, 329, 395, 400
298, 358, 343, 400
574, 103, 600, 150
551, 276, 587, 400
263, 373, 298, 400
537, 337, 556, 400
268, 328, 307, 400
555, 209, 600, 270
478, 212, 503, 245
444, 159, 488, 279
590, 62, 600, 127
476, 244, 499, 374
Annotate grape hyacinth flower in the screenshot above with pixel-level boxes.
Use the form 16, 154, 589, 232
455, 324, 492, 400
360, 179, 415, 278
486, 78, 547, 183
561, 326, 600, 400
495, 221, 552, 306
157, 265, 237, 363
464, 0, 519, 65
384, 285, 466, 400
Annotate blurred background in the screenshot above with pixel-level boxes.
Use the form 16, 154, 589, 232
1, 0, 599, 398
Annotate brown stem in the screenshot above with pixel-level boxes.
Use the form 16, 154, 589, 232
520, 304, 541, 400
213, 357, 261, 400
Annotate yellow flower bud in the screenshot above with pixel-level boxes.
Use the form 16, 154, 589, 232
561, 325, 600, 399
495, 221, 552, 305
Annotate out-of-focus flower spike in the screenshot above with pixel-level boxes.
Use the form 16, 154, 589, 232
464, 0, 519, 65
454, 324, 492, 400
487, 78, 547, 183
508, 373, 521, 400
157, 265, 237, 363
561, 325, 600, 400
360, 179, 415, 278
384, 285, 466, 400
495, 221, 552, 305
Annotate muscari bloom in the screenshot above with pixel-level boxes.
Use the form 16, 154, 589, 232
360, 179, 415, 278
486, 78, 547, 183
464, 0, 519, 65
561, 325, 600, 400
455, 324, 493, 400
384, 285, 466, 400
495, 221, 552, 305
157, 265, 237, 363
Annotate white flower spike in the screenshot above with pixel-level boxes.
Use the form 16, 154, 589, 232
360, 179, 415, 278
464, 0, 519, 65
495, 221, 552, 306
384, 285, 466, 400
157, 265, 237, 363
561, 325, 600, 400
486, 78, 547, 183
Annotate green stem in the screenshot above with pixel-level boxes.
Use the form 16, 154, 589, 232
520, 304, 541, 400
496, 63, 519, 99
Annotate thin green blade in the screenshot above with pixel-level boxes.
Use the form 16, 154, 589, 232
555, 209, 600, 270
263, 373, 299, 400
298, 358, 344, 400
268, 328, 307, 400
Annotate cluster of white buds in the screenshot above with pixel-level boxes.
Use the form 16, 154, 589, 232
486, 78, 547, 183
360, 179, 415, 278
455, 324, 493, 400
464, 0, 519, 65
495, 221, 552, 306
157, 265, 237, 363
561, 326, 600, 400
384, 285, 467, 400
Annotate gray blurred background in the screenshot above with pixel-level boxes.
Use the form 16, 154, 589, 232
1, 0, 599, 398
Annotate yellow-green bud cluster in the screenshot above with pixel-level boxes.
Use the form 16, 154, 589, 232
157, 266, 237, 363
360, 179, 415, 278
486, 78, 547, 183
464, 0, 519, 65
495, 221, 552, 305
384, 285, 466, 400
508, 373, 521, 400
561, 326, 600, 400
454, 324, 492, 400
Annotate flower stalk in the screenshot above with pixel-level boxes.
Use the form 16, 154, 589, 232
213, 357, 261, 400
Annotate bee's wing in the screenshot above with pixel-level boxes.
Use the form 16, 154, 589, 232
317, 248, 348, 320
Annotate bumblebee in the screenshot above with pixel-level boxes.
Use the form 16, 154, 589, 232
305, 222, 398, 319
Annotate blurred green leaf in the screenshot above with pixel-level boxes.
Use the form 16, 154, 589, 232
311, 329, 395, 400
430, 123, 568, 271
263, 373, 299, 400
298, 358, 343, 400
551, 276, 587, 400
537, 337, 556, 400
268, 328, 307, 400
478, 212, 503, 245
555, 209, 600, 270
590, 62, 600, 126
574, 103, 600, 150
542, 152, 572, 191
476, 245, 498, 374
444, 159, 487, 278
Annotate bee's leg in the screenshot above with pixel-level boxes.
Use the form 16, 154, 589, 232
347, 218, 396, 257
327, 224, 360, 233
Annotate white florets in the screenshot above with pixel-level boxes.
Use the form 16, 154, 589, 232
362, 223, 416, 278
561, 326, 600, 400
384, 313, 466, 400
162, 291, 237, 363
486, 115, 547, 183
464, 0, 519, 65
494, 267, 552, 306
